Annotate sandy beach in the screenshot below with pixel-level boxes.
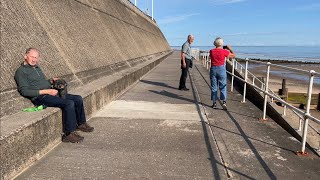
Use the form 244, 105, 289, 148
244, 61, 320, 94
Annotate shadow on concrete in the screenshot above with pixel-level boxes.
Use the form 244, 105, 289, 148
218, 100, 278, 179
194, 65, 211, 88
209, 123, 295, 153
189, 73, 222, 179
149, 90, 196, 103
194, 65, 276, 178
227, 110, 261, 119
189, 72, 257, 179
140, 79, 178, 90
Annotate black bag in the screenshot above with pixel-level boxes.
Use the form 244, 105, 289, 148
52, 79, 68, 99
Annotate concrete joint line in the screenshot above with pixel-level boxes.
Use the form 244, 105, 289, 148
25, 0, 84, 86
189, 69, 237, 179
74, 0, 160, 37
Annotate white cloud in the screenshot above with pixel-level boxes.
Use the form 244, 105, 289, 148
295, 3, 320, 11
211, 31, 286, 37
158, 13, 200, 25
210, 0, 246, 5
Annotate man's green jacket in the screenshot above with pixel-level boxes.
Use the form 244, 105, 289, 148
14, 63, 51, 99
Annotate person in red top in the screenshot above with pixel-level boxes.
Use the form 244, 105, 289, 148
209, 37, 235, 109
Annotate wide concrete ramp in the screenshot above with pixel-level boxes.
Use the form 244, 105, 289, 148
1, 1, 171, 178
16, 51, 226, 179
15, 51, 320, 179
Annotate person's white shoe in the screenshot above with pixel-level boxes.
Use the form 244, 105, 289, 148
222, 101, 227, 110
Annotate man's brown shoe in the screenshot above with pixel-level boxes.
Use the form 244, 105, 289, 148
77, 123, 94, 132
62, 132, 84, 143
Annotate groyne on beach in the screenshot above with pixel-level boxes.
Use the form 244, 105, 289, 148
235, 57, 320, 64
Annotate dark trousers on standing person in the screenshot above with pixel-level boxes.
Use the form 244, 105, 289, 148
179, 58, 191, 89
32, 94, 86, 134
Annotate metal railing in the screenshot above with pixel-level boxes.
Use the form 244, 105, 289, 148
194, 49, 320, 155
120, 0, 157, 25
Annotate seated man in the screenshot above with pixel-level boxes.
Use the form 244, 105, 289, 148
14, 48, 94, 143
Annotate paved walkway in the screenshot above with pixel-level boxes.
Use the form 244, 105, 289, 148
16, 51, 320, 179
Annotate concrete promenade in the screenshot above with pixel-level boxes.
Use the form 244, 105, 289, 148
16, 51, 320, 179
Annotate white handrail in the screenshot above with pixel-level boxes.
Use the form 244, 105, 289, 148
197, 50, 320, 155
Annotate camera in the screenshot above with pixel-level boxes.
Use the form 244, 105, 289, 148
223, 46, 228, 50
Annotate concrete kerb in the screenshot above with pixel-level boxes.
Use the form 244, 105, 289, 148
0, 50, 173, 180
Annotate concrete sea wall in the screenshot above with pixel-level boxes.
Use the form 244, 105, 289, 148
0, 0, 172, 179
0, 0, 170, 118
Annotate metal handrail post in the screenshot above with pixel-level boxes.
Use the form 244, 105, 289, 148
252, 77, 255, 86
202, 53, 204, 65
283, 105, 287, 116
262, 62, 271, 120
207, 53, 210, 66
202, 53, 205, 65
300, 70, 315, 153
231, 58, 235, 92
298, 118, 303, 131
242, 59, 249, 103
261, 77, 264, 92
205, 53, 208, 66
209, 56, 211, 70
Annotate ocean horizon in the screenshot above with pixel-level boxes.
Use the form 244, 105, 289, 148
171, 46, 320, 63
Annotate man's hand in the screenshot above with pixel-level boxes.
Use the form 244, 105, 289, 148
181, 52, 187, 68
39, 89, 58, 96
52, 77, 59, 81
50, 77, 60, 84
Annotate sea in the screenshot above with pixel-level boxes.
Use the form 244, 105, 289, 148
171, 46, 320, 63
171, 45, 320, 85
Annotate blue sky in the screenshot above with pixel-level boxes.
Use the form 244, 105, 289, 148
130, 0, 320, 46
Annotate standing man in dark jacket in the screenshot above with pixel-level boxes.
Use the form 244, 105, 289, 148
179, 34, 194, 91
14, 48, 94, 143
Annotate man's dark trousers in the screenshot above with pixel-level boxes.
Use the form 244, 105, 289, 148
32, 94, 86, 133
179, 58, 191, 89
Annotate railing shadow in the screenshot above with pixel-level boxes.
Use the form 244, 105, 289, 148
148, 81, 222, 178
217, 100, 277, 179
193, 62, 277, 178
208, 122, 295, 153
149, 90, 195, 103
189, 74, 225, 179
189, 71, 256, 179
140, 79, 178, 90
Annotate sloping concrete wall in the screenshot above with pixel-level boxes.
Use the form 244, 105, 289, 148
1, 0, 172, 179
0, 0, 170, 118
